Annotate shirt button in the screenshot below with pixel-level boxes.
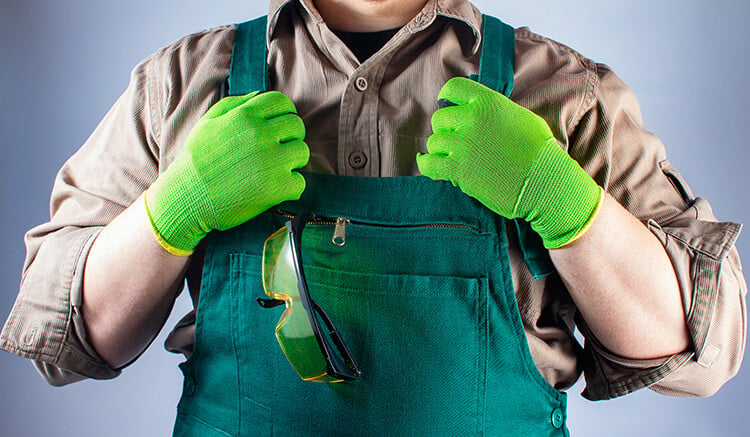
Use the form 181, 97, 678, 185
550, 407, 565, 429
348, 151, 367, 169
354, 76, 368, 92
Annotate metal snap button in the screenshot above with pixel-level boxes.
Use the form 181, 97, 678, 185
348, 151, 367, 169
354, 76, 368, 92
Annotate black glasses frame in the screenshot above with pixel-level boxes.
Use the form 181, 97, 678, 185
258, 213, 361, 381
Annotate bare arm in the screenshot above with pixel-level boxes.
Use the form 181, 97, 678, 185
81, 195, 190, 368
550, 192, 690, 360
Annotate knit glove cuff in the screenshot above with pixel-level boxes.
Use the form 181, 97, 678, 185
144, 155, 214, 255
517, 139, 604, 249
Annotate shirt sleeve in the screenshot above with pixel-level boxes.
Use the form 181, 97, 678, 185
567, 62, 746, 400
0, 53, 163, 384
0, 25, 235, 386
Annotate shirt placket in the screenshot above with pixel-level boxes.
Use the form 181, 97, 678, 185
335, 9, 438, 177
337, 60, 387, 176
292, 2, 439, 177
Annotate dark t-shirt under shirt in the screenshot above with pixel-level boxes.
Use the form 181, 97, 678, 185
332, 27, 401, 63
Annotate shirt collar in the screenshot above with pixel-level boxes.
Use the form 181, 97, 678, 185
267, 0, 483, 54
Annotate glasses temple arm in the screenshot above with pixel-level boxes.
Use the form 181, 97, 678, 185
312, 300, 362, 376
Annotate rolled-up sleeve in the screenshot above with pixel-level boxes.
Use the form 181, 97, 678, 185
0, 25, 234, 386
567, 62, 746, 400
0, 52, 162, 385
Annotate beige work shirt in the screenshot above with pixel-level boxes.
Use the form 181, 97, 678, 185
1, 0, 746, 400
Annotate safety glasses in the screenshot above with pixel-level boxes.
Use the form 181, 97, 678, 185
258, 213, 361, 382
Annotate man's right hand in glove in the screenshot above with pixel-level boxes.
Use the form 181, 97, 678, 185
144, 91, 310, 255
82, 91, 309, 368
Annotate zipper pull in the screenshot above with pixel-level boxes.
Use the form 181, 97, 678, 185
332, 217, 350, 246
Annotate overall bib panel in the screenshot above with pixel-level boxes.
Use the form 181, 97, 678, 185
173, 15, 568, 437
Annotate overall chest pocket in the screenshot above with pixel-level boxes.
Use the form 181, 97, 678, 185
230, 252, 488, 436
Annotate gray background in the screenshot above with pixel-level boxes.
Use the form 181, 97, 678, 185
1, 1, 748, 435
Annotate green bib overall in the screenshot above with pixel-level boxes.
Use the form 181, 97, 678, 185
172, 15, 568, 436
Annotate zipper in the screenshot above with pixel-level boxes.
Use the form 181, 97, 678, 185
332, 217, 350, 246
276, 209, 476, 247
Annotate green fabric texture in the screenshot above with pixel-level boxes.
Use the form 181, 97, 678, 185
416, 77, 602, 248
229, 16, 269, 94
145, 91, 310, 253
172, 14, 570, 437
175, 173, 568, 436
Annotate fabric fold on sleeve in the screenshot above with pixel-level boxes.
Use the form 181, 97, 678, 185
556, 56, 747, 400
0, 227, 120, 384
579, 201, 745, 400
0, 24, 235, 386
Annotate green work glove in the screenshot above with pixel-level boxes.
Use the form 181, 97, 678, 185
145, 91, 310, 255
416, 77, 603, 249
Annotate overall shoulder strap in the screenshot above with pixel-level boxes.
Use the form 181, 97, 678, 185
228, 15, 269, 96
226, 13, 552, 279
477, 14, 515, 98
477, 14, 553, 280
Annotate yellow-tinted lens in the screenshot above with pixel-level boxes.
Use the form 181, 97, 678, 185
262, 226, 342, 382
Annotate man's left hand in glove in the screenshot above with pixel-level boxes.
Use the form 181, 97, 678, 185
416, 77, 604, 249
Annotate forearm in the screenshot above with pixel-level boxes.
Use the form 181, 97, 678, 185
414, 76, 691, 361
82, 194, 190, 368
81, 92, 308, 369
549, 192, 690, 360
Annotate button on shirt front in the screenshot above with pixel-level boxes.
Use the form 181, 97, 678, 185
354, 76, 368, 92
269, 0, 480, 178
348, 151, 367, 169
